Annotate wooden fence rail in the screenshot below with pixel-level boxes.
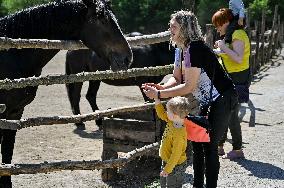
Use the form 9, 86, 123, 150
0, 102, 169, 130
0, 31, 170, 50
0, 65, 173, 90
0, 142, 159, 176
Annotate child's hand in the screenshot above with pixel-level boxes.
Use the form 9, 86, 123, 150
238, 17, 244, 26
160, 170, 169, 177
142, 85, 158, 99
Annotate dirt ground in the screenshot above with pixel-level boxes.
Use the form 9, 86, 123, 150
6, 47, 284, 187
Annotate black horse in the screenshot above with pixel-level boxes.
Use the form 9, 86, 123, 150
0, 0, 132, 187
65, 32, 175, 129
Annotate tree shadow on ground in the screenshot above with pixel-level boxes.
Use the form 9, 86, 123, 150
236, 159, 284, 180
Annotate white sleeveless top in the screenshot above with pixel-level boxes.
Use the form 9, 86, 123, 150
174, 48, 220, 106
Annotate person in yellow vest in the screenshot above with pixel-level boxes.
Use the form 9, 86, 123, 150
150, 95, 190, 187
212, 8, 250, 159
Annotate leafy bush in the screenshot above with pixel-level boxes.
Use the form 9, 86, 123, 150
248, 0, 270, 22
111, 0, 183, 33
3, 0, 52, 14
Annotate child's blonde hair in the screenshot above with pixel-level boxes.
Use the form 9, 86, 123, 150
166, 96, 191, 118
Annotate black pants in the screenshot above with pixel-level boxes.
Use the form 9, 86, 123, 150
192, 89, 238, 188
218, 103, 242, 150
218, 69, 249, 150
160, 161, 187, 188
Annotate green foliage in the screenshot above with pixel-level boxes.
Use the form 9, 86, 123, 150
111, 0, 183, 33
144, 179, 160, 188
267, 0, 284, 24
3, 0, 52, 14
248, 0, 270, 21
0, 0, 8, 17
196, 0, 227, 28
0, 0, 282, 33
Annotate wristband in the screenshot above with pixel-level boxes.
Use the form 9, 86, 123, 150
157, 90, 161, 99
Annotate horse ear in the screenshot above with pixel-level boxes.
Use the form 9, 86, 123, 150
82, 0, 95, 7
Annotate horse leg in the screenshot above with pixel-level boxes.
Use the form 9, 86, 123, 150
0, 108, 23, 188
66, 82, 85, 130
86, 80, 102, 129
0, 129, 16, 188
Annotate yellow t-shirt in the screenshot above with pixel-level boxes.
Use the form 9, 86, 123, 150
218, 29, 250, 73
155, 103, 187, 174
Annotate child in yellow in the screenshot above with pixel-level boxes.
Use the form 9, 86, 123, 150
154, 95, 190, 187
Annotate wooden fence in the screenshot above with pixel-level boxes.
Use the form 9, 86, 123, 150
0, 5, 283, 176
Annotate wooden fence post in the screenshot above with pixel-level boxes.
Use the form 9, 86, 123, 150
275, 15, 281, 50
182, 0, 195, 12
267, 5, 278, 62
260, 9, 266, 66
254, 21, 260, 73
246, 8, 254, 72
246, 9, 251, 40
205, 24, 214, 48
280, 22, 284, 43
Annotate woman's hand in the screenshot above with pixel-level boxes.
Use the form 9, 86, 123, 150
141, 83, 164, 90
141, 84, 158, 99
215, 39, 226, 50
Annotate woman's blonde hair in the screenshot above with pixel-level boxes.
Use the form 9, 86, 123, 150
170, 10, 203, 47
166, 96, 191, 118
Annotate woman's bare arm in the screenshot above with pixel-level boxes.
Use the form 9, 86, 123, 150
218, 39, 245, 64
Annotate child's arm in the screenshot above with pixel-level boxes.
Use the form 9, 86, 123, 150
155, 100, 169, 123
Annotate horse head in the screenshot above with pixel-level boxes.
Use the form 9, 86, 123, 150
80, 0, 133, 71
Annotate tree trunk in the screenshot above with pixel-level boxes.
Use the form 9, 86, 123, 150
182, 0, 195, 13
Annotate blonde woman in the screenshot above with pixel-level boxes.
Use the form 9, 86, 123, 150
142, 10, 239, 188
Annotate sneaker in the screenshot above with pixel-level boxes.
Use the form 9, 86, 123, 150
218, 146, 225, 156
223, 150, 245, 160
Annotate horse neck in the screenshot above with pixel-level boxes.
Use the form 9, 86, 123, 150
0, 1, 86, 40
152, 42, 174, 66
0, 1, 87, 74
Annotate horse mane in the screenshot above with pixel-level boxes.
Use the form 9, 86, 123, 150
0, 0, 109, 39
